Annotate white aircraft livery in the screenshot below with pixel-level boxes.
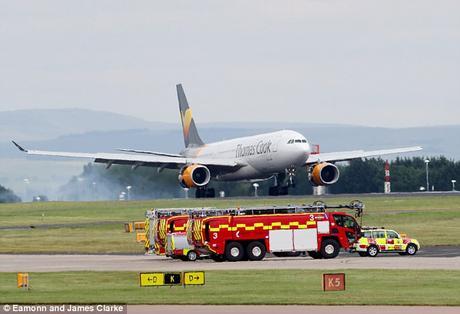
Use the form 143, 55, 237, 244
13, 84, 422, 197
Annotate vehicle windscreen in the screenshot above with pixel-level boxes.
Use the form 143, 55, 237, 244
333, 214, 357, 228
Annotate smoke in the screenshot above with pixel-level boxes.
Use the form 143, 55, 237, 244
58, 163, 184, 201
0, 184, 21, 203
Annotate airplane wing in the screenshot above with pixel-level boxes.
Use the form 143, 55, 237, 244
12, 141, 241, 170
305, 146, 422, 165
115, 148, 183, 158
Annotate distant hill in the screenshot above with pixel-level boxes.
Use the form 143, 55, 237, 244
0, 108, 176, 142
2, 125, 459, 159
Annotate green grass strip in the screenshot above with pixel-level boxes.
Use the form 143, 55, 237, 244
1, 269, 459, 305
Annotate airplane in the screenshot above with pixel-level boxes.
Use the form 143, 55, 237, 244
12, 84, 422, 198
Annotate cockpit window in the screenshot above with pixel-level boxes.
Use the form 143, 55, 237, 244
295, 139, 301, 143
302, 139, 307, 143
287, 139, 294, 144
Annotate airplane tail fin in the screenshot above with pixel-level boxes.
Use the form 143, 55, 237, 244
176, 84, 205, 148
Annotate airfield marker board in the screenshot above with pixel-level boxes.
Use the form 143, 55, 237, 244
183, 271, 205, 285
323, 273, 346, 291
164, 272, 182, 285
139, 273, 165, 287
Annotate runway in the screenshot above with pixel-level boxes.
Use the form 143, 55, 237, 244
1, 246, 459, 272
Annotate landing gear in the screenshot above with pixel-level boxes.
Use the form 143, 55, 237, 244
268, 170, 295, 196
269, 186, 288, 196
195, 187, 215, 198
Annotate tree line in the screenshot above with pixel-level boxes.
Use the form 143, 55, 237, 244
59, 156, 459, 200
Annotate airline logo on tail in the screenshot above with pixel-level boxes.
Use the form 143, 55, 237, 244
181, 108, 193, 140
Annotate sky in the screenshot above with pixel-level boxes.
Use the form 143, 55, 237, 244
0, 0, 459, 128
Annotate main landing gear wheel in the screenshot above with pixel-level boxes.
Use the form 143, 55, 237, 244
195, 187, 215, 198
268, 186, 289, 196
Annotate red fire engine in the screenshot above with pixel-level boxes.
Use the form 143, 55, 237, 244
145, 209, 190, 255
187, 201, 363, 261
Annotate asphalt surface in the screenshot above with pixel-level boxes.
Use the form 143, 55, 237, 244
1, 246, 459, 272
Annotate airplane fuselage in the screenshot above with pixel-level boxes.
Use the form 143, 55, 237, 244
182, 130, 311, 181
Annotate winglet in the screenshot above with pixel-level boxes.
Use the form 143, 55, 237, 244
12, 141, 28, 152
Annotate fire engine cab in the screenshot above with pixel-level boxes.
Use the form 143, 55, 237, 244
187, 201, 363, 261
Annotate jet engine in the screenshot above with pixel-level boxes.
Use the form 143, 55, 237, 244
178, 164, 211, 188
309, 162, 340, 186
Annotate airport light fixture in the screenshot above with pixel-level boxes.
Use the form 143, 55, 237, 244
452, 180, 457, 191
424, 159, 430, 192
183, 188, 189, 199
126, 185, 132, 200
253, 183, 259, 197
23, 178, 30, 203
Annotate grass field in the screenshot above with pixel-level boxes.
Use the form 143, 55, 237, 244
1, 194, 460, 253
0, 269, 459, 305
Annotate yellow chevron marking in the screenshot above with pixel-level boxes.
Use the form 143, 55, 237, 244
271, 222, 282, 226
289, 221, 299, 226
245, 226, 255, 231
254, 223, 264, 227
236, 224, 246, 228
209, 227, 220, 232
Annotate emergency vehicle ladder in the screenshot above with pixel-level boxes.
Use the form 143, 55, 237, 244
188, 200, 364, 218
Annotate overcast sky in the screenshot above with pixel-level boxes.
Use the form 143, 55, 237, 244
0, 1, 458, 128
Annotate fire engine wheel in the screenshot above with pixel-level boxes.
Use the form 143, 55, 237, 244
406, 243, 418, 256
307, 251, 323, 259
225, 242, 245, 261
367, 245, 379, 257
246, 241, 266, 261
320, 239, 340, 259
187, 250, 198, 261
